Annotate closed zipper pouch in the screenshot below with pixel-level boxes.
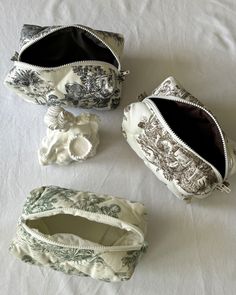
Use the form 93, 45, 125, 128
18, 26, 120, 69
144, 96, 228, 184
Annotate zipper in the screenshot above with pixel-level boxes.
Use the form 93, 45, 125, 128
143, 95, 230, 192
216, 181, 231, 193
20, 208, 145, 251
18, 25, 121, 71
14, 60, 120, 72
119, 70, 130, 81
137, 92, 148, 102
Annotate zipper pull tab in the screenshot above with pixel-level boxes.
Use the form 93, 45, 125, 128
141, 241, 148, 253
119, 70, 130, 81
216, 181, 231, 193
137, 92, 148, 101
183, 196, 192, 204
11, 51, 19, 61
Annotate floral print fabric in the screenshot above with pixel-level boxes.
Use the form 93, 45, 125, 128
10, 186, 147, 282
5, 64, 123, 109
121, 77, 228, 200
4, 24, 126, 109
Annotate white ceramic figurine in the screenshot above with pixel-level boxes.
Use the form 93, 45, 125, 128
38, 106, 100, 165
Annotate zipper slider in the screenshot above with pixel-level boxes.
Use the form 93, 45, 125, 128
141, 241, 148, 253
216, 181, 231, 193
11, 51, 19, 61
137, 92, 148, 101
183, 196, 192, 203
119, 70, 130, 81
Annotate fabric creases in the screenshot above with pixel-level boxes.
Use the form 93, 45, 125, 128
10, 186, 147, 282
122, 76, 236, 200
4, 24, 127, 109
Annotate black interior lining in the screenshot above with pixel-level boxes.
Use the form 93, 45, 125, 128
19, 27, 118, 68
150, 98, 225, 177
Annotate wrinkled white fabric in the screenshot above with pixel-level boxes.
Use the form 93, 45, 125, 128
1, 0, 236, 294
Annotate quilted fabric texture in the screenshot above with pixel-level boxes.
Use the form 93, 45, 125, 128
4, 24, 127, 109
10, 186, 147, 282
122, 77, 236, 200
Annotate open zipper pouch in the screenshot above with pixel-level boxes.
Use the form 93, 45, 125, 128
122, 77, 236, 200
10, 186, 147, 282
4, 24, 128, 109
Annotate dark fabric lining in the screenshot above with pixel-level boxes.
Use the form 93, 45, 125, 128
150, 98, 225, 177
19, 27, 118, 67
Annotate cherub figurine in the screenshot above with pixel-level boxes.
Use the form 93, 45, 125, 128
38, 106, 100, 165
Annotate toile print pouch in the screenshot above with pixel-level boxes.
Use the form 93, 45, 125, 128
4, 24, 129, 109
122, 76, 236, 201
10, 186, 147, 282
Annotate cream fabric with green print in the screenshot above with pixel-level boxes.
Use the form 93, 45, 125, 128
10, 186, 147, 282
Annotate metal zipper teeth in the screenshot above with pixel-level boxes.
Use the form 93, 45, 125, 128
144, 96, 228, 183
20, 208, 145, 251
18, 25, 121, 71
14, 60, 120, 72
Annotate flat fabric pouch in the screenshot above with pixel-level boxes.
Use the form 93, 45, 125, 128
122, 77, 236, 200
4, 24, 128, 109
10, 186, 147, 282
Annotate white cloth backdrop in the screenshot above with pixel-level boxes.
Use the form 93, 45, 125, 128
1, 0, 236, 294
